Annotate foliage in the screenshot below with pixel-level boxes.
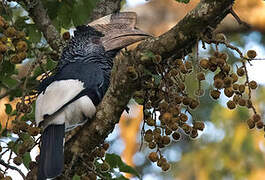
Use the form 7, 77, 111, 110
0, 0, 265, 180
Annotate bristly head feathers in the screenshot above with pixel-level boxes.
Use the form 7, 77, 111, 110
74, 25, 104, 38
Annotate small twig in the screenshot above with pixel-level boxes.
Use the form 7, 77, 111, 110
230, 8, 251, 29
242, 61, 257, 114
202, 37, 248, 60
79, 156, 107, 180
0, 159, 26, 179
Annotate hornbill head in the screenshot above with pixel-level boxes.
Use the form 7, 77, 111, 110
88, 12, 151, 51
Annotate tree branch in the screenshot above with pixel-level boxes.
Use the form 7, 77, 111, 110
22, 0, 63, 53
0, 159, 26, 179
88, 0, 122, 22
64, 0, 235, 176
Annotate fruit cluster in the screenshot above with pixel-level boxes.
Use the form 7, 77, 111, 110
135, 33, 262, 171
0, 16, 27, 64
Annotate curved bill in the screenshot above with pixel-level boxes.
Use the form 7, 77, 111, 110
88, 12, 151, 51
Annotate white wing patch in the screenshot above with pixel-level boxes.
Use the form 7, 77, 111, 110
36, 79, 96, 129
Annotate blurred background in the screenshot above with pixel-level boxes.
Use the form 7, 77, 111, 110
1, 0, 265, 179
115, 0, 265, 180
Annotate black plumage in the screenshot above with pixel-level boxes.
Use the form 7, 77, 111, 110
36, 12, 150, 180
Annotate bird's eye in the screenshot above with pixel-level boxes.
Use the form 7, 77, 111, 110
91, 37, 101, 44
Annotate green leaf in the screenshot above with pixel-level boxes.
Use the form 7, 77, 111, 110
1, 76, 18, 88
72, 175, 81, 180
5, 104, 12, 115
57, 4, 72, 29
27, 24, 42, 43
1, 60, 15, 75
45, 59, 57, 71
105, 153, 140, 178
175, 0, 190, 3
23, 152, 31, 169
20, 132, 31, 141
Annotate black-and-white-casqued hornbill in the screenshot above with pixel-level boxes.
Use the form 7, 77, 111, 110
35, 12, 150, 180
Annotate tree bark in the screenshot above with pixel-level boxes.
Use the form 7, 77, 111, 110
24, 0, 235, 178
63, 0, 235, 177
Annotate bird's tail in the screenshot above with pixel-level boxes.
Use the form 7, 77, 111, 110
37, 124, 65, 180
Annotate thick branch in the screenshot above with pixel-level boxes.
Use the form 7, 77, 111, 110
88, 0, 122, 22
64, 0, 235, 176
23, 0, 63, 53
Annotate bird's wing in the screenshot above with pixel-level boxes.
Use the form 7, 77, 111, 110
35, 62, 105, 127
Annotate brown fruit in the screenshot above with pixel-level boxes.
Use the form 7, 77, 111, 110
214, 79, 224, 89
227, 100, 236, 110
237, 67, 245, 77
146, 117, 156, 126
16, 41, 28, 52
87, 172, 97, 180
223, 77, 233, 87
224, 87, 234, 97
182, 124, 191, 134
247, 119, 255, 129
185, 61, 192, 70
233, 95, 240, 103
13, 156, 22, 166
210, 90, 221, 100
162, 136, 171, 145
149, 152, 159, 162
100, 162, 110, 172
0, 44, 8, 53
153, 128, 161, 135
179, 113, 188, 122
17, 52, 27, 61
190, 128, 198, 138
199, 59, 209, 69
193, 121, 205, 131
230, 73, 238, 83
253, 114, 261, 122
172, 132, 181, 141
162, 112, 172, 124
232, 84, 239, 91
209, 57, 218, 65
28, 127, 40, 136
247, 50, 257, 59
216, 58, 225, 67
16, 31, 26, 39
238, 84, 245, 93
182, 97, 191, 106
197, 72, 205, 81
165, 128, 172, 135
175, 96, 183, 104
63, 31, 70, 40
10, 55, 21, 64
189, 99, 199, 109
144, 133, 153, 142
256, 121, 264, 129
238, 98, 246, 106
149, 142, 156, 149
4, 27, 16, 37
180, 64, 188, 74
223, 64, 230, 73
161, 162, 170, 171
249, 80, 257, 89
215, 33, 226, 41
